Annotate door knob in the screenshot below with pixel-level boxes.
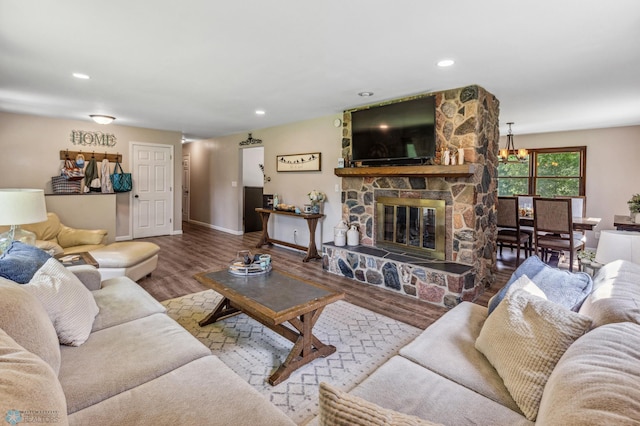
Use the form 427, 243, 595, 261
134, 195, 139, 198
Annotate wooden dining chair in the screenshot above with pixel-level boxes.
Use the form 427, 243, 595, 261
496, 196, 531, 266
533, 197, 585, 271
554, 195, 587, 240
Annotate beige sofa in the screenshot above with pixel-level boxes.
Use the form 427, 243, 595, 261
5, 212, 160, 282
0, 261, 294, 425
7, 212, 108, 255
315, 259, 640, 425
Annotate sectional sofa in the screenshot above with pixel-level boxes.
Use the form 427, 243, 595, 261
316, 257, 640, 425
0, 242, 294, 425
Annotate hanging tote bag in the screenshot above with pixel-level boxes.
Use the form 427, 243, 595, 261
61, 159, 85, 181
110, 161, 132, 192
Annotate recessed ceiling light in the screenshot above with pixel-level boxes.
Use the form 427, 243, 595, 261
379, 124, 389, 129
73, 73, 90, 79
358, 92, 374, 97
255, 110, 266, 115
437, 59, 455, 67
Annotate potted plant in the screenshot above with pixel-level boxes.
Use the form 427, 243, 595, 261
628, 193, 640, 223
307, 190, 326, 214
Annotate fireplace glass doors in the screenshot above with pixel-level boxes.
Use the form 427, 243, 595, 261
376, 197, 445, 259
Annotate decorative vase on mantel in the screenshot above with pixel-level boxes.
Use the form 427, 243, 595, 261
634, 212, 640, 224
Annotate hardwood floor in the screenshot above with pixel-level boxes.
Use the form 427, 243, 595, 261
136, 221, 517, 329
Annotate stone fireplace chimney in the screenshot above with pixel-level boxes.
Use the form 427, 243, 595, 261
324, 85, 499, 307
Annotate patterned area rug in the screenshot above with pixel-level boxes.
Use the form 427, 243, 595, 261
162, 290, 421, 425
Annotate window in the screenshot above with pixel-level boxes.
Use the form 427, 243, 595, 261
497, 146, 586, 197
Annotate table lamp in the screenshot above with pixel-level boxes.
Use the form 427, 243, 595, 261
0, 189, 48, 253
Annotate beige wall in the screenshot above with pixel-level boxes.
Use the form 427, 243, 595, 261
500, 125, 640, 248
0, 112, 183, 239
184, 114, 343, 245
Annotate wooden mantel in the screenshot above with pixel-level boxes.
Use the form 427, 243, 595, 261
333, 164, 477, 178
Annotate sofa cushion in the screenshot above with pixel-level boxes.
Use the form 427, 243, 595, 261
475, 288, 592, 421
579, 259, 640, 328
57, 224, 107, 248
67, 355, 295, 426
0, 278, 61, 375
349, 356, 532, 426
22, 258, 99, 346
399, 302, 520, 413
0, 241, 51, 283
319, 382, 441, 426
58, 313, 212, 414
22, 212, 63, 242
536, 322, 640, 425
0, 328, 68, 425
488, 255, 592, 314
91, 276, 166, 332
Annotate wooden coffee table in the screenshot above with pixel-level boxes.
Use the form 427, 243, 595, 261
194, 269, 345, 385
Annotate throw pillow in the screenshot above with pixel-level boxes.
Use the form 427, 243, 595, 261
0, 328, 68, 424
488, 255, 592, 315
475, 288, 592, 421
0, 278, 61, 375
22, 258, 99, 346
318, 382, 442, 426
0, 241, 51, 283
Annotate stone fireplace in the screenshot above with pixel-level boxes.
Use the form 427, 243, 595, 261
323, 85, 500, 308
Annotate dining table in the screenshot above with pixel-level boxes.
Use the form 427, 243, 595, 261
519, 216, 601, 231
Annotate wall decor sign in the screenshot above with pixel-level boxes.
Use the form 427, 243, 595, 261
70, 130, 117, 147
239, 133, 262, 146
276, 152, 321, 172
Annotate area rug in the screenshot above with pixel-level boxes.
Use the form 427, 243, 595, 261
162, 290, 422, 424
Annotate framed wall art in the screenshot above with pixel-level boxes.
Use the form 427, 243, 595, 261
276, 152, 321, 172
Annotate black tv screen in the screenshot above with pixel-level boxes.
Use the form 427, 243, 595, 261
351, 96, 436, 165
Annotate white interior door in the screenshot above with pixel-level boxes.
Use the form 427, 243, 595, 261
182, 154, 190, 221
132, 143, 173, 238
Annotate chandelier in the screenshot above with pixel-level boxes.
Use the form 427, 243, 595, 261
498, 122, 528, 163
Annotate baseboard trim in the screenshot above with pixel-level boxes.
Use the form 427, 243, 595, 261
188, 219, 243, 236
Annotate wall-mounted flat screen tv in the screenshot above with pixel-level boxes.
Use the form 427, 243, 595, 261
351, 96, 436, 166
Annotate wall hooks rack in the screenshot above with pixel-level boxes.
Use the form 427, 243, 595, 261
60, 150, 121, 163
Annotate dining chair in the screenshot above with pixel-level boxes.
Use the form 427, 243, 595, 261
533, 197, 585, 271
496, 196, 531, 266
554, 195, 587, 241
514, 194, 539, 248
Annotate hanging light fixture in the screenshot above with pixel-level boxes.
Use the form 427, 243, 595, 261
90, 114, 116, 124
498, 122, 528, 163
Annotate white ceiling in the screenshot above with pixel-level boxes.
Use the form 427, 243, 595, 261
1, 1, 639, 140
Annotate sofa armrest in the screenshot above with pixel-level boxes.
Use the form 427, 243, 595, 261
57, 225, 107, 248
68, 265, 102, 291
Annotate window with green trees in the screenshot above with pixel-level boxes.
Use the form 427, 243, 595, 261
497, 147, 586, 197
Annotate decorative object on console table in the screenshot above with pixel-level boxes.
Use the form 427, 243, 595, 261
0, 189, 48, 254
628, 193, 640, 223
276, 152, 321, 172
308, 189, 326, 214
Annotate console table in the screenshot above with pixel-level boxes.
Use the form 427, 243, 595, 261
255, 208, 324, 262
614, 215, 640, 232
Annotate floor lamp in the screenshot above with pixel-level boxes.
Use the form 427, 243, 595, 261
0, 189, 48, 254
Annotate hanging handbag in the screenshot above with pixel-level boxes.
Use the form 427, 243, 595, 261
61, 159, 85, 181
110, 161, 132, 192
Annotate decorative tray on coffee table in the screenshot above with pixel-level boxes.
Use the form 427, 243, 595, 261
228, 262, 272, 276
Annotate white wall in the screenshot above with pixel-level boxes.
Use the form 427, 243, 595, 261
501, 125, 640, 248
184, 114, 343, 245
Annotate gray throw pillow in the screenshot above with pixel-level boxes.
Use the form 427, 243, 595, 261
488, 255, 592, 315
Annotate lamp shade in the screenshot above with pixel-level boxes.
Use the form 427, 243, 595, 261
0, 189, 48, 226
594, 230, 640, 265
